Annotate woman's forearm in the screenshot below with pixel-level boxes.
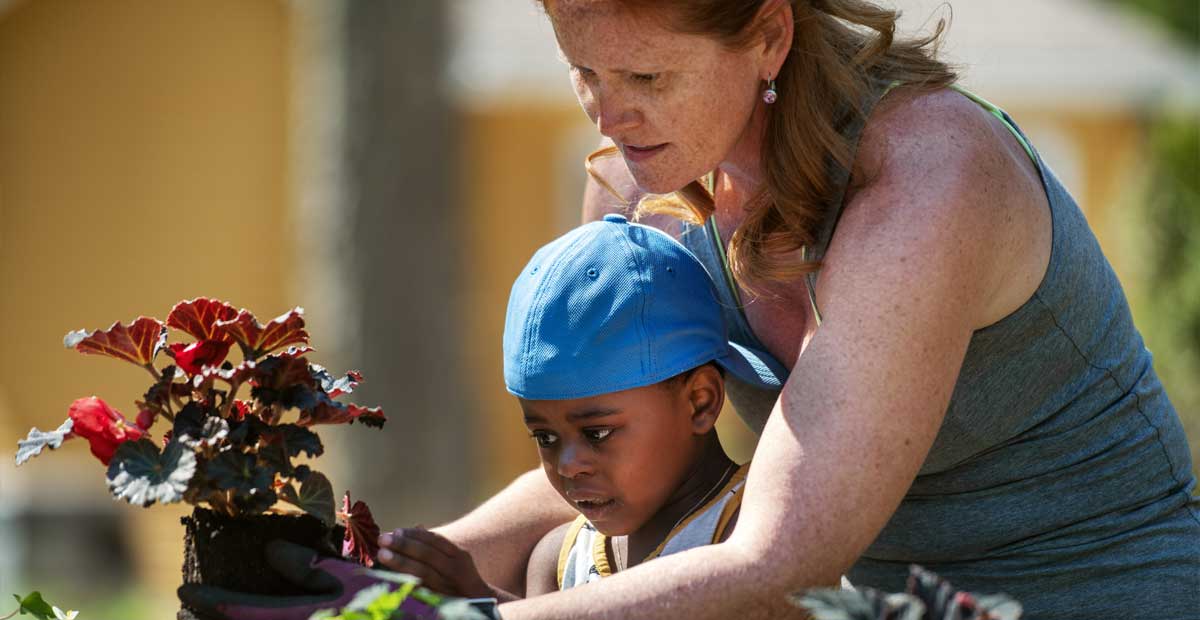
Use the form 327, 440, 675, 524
497, 540, 813, 619
432, 468, 576, 594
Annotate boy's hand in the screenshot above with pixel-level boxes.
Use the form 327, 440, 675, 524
378, 527, 496, 599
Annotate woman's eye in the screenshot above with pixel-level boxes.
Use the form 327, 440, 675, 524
583, 428, 613, 443
631, 72, 658, 83
572, 65, 596, 79
530, 431, 558, 448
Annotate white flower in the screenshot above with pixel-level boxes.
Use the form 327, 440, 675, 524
53, 606, 79, 620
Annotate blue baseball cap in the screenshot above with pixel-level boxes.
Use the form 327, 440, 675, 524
503, 213, 785, 400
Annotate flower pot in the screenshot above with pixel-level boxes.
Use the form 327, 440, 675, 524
178, 507, 347, 620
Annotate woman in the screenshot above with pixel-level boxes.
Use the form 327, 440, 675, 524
418, 1, 1199, 618
180, 1, 1198, 618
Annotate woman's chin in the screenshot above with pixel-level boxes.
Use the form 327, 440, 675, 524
628, 172, 692, 197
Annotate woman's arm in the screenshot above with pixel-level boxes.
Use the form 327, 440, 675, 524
425, 469, 577, 594
496, 90, 1036, 619
525, 522, 573, 597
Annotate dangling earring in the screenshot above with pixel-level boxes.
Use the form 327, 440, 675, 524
762, 77, 778, 105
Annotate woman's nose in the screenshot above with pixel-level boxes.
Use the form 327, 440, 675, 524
594, 91, 640, 139
557, 442, 593, 479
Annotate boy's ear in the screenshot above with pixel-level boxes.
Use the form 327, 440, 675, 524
685, 364, 725, 435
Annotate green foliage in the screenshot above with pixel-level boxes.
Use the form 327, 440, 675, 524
3, 592, 77, 620
307, 571, 489, 620
1105, 0, 1200, 48
1131, 112, 1200, 477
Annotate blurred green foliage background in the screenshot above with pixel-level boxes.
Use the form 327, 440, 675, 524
1109, 0, 1200, 478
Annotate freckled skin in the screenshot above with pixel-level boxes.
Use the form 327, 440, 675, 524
429, 3, 1060, 616
546, 1, 769, 194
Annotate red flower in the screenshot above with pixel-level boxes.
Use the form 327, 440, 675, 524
135, 408, 156, 431
168, 339, 232, 375
68, 397, 145, 465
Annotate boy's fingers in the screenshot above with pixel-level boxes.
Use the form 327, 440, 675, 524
376, 553, 456, 595
381, 529, 453, 567
403, 527, 466, 560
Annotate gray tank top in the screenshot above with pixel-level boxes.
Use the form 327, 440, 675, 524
678, 89, 1200, 619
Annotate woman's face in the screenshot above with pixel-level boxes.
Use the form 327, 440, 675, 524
546, 1, 767, 194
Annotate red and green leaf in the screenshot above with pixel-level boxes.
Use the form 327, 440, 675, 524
340, 491, 380, 567
106, 438, 196, 507
326, 370, 364, 398
297, 401, 386, 428
165, 298, 238, 342
215, 307, 309, 359
167, 340, 233, 376
280, 471, 336, 526
199, 359, 258, 386
250, 355, 318, 410
262, 424, 324, 459
64, 317, 166, 368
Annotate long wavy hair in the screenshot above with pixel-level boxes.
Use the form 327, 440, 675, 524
543, 0, 957, 290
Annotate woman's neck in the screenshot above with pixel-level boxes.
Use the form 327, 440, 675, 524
714, 101, 770, 216
618, 437, 736, 569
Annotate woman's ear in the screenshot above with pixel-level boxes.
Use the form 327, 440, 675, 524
685, 364, 726, 435
755, 0, 795, 80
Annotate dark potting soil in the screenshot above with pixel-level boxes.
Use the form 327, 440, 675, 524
178, 507, 348, 620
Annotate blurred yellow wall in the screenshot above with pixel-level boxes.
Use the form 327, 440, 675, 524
460, 104, 591, 493
0, 0, 290, 615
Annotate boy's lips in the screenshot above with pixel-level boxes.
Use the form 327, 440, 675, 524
566, 489, 619, 520
573, 497, 618, 521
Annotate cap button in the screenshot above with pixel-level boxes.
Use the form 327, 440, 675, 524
602, 213, 628, 224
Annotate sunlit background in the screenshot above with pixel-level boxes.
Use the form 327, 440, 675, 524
0, 1, 1196, 617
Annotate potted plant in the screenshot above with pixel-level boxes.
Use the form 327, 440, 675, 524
14, 298, 388, 620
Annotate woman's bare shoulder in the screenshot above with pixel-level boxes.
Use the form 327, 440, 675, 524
831, 85, 1051, 329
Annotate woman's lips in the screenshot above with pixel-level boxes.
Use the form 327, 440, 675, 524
622, 142, 667, 163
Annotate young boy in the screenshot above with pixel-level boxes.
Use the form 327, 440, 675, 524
379, 213, 784, 596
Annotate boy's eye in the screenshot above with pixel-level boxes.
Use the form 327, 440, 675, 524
583, 428, 613, 443
530, 431, 558, 448
631, 72, 658, 83
571, 65, 596, 79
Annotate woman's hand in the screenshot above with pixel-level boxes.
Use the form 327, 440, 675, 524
378, 527, 500, 599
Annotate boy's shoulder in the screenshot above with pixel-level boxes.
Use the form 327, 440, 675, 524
525, 519, 582, 597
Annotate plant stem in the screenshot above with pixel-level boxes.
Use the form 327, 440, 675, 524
145, 364, 162, 382
221, 380, 242, 418
0, 607, 17, 620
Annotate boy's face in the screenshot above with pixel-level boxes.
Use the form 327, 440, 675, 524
520, 380, 706, 536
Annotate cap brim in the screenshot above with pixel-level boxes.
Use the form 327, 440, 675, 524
715, 341, 787, 390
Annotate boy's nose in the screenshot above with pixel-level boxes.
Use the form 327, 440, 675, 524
556, 442, 593, 479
